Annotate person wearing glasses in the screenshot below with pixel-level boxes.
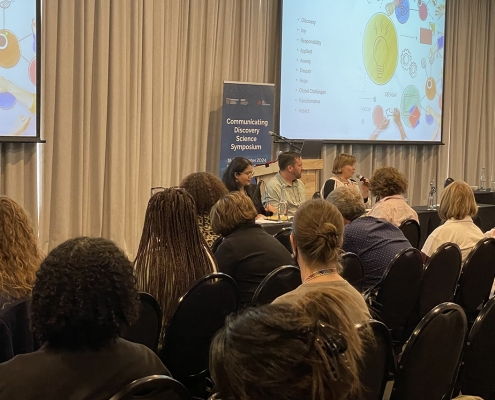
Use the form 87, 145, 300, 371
263, 151, 306, 218
222, 157, 276, 216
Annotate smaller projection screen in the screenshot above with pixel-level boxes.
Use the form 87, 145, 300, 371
280, 0, 446, 144
0, 0, 40, 142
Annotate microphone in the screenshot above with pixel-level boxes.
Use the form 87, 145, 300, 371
267, 131, 302, 151
356, 174, 370, 187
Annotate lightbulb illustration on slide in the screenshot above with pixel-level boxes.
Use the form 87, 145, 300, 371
373, 36, 388, 78
363, 13, 398, 85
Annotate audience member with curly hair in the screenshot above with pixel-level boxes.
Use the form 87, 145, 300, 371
367, 166, 418, 226
0, 237, 169, 399
135, 187, 216, 345
0, 196, 43, 308
210, 290, 368, 400
273, 199, 369, 324
180, 172, 228, 247
210, 192, 292, 307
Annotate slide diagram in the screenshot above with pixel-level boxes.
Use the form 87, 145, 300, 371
279, 0, 446, 143
0, 0, 37, 138
363, 0, 445, 141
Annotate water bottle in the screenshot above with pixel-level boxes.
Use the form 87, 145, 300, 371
278, 186, 288, 221
480, 167, 486, 191
427, 177, 437, 210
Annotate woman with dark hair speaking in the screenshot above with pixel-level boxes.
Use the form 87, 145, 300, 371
0, 237, 169, 399
222, 156, 276, 215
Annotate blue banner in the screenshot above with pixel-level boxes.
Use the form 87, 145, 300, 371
219, 82, 274, 175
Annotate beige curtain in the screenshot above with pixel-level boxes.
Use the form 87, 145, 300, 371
19, 0, 492, 257
40, 0, 279, 257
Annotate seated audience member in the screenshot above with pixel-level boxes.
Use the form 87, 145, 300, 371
273, 199, 370, 324
262, 151, 306, 217
0, 196, 43, 309
134, 188, 216, 345
210, 291, 367, 400
222, 157, 276, 216
367, 166, 418, 226
0, 237, 169, 399
180, 172, 228, 246
327, 186, 411, 291
210, 192, 293, 307
320, 153, 369, 205
422, 180, 485, 261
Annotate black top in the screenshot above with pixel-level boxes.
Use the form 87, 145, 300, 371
245, 184, 265, 215
214, 224, 293, 307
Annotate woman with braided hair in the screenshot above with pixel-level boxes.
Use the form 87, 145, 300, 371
0, 196, 43, 308
134, 187, 216, 345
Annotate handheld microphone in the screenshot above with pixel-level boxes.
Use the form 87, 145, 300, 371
356, 174, 370, 186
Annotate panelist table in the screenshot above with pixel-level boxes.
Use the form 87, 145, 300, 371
413, 204, 495, 249
473, 190, 495, 205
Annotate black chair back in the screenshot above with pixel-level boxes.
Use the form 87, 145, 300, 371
0, 298, 40, 363
340, 252, 364, 292
399, 219, 421, 249
252, 265, 301, 305
351, 320, 395, 400
455, 237, 495, 314
121, 292, 162, 353
109, 375, 191, 400
459, 296, 495, 399
273, 227, 293, 253
418, 242, 462, 318
210, 237, 223, 254
159, 273, 238, 379
368, 248, 423, 344
390, 303, 468, 400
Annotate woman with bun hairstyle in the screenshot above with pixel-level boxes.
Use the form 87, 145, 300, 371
273, 199, 369, 324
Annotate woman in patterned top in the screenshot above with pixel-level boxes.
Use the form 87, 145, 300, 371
180, 172, 228, 247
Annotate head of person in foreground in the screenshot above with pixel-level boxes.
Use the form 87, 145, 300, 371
290, 199, 343, 271
210, 191, 258, 237
0, 196, 43, 307
210, 290, 365, 400
31, 237, 139, 350
326, 186, 366, 224
438, 180, 478, 221
180, 172, 228, 216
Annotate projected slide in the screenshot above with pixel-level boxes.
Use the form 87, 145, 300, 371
280, 0, 446, 143
0, 0, 37, 139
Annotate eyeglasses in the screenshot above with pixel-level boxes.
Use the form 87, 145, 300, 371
243, 171, 254, 178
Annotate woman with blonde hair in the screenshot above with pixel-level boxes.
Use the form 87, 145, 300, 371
210, 192, 292, 307
320, 153, 369, 205
421, 180, 484, 261
0, 196, 42, 308
273, 199, 369, 324
134, 187, 216, 344
210, 290, 367, 400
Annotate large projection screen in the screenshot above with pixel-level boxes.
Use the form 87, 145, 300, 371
280, 0, 446, 144
0, 0, 40, 143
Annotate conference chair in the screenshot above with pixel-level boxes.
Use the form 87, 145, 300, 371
454, 237, 495, 324
159, 273, 238, 396
121, 292, 162, 353
340, 252, 364, 292
273, 227, 293, 254
457, 296, 495, 400
351, 320, 395, 400
109, 375, 191, 400
389, 303, 467, 400
252, 265, 301, 305
0, 298, 40, 363
399, 219, 421, 249
365, 247, 423, 347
